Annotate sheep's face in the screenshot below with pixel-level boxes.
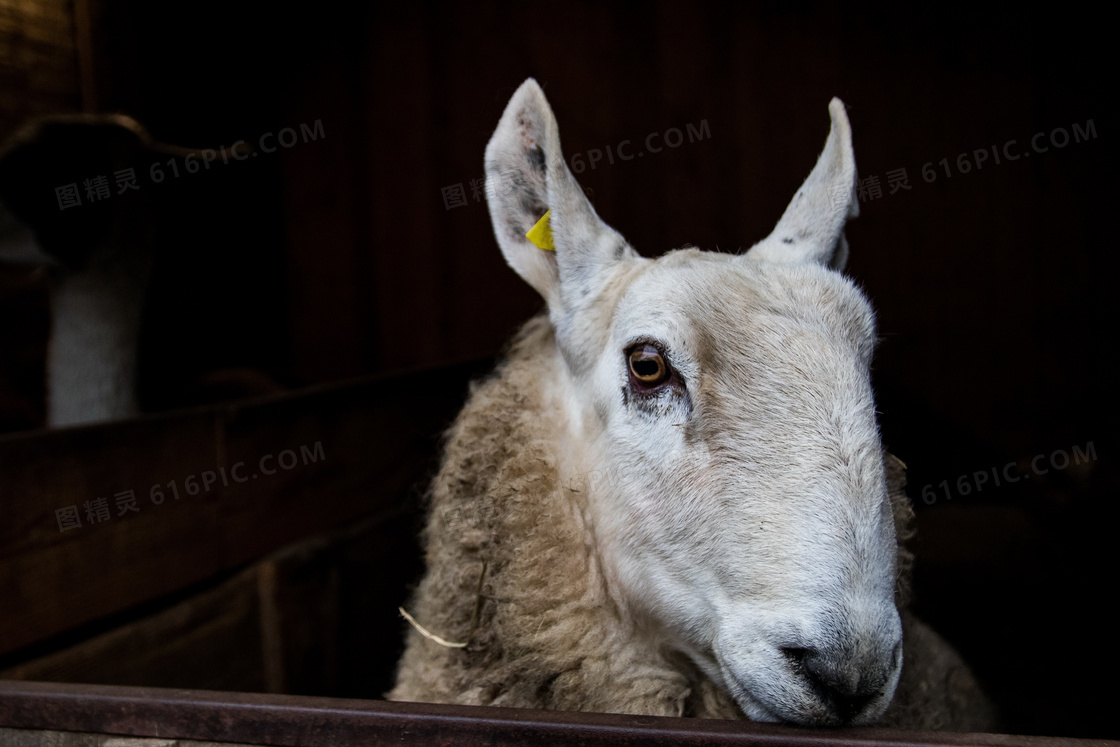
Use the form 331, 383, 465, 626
571, 250, 901, 726
485, 79, 901, 725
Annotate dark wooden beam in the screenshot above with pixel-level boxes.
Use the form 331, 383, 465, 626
1, 680, 1108, 747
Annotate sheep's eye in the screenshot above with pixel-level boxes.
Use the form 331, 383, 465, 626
628, 344, 670, 388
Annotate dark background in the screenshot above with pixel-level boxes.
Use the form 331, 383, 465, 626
0, 1, 1115, 739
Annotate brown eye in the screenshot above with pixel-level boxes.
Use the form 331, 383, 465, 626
628, 344, 670, 387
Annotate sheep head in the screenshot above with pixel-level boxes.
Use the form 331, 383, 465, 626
484, 78, 899, 727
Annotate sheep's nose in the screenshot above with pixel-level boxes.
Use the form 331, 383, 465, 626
782, 643, 897, 724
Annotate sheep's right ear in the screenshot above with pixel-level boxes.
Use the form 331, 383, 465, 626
484, 79, 634, 311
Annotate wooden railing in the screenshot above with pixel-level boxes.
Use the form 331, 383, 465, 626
1, 680, 1112, 747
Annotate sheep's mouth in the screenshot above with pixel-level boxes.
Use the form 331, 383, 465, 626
724, 669, 849, 727
715, 660, 789, 724
718, 653, 896, 728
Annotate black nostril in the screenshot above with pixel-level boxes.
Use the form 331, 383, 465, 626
784, 647, 879, 724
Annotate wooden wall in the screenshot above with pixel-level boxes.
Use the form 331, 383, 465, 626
0, 1, 1114, 738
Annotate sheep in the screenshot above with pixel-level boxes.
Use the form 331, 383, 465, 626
390, 79, 998, 731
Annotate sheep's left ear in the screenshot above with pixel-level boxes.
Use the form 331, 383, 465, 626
484, 79, 635, 312
746, 98, 859, 271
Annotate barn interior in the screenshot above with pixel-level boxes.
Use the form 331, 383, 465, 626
0, 1, 1114, 741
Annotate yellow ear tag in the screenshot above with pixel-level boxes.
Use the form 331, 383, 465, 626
526, 210, 555, 251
